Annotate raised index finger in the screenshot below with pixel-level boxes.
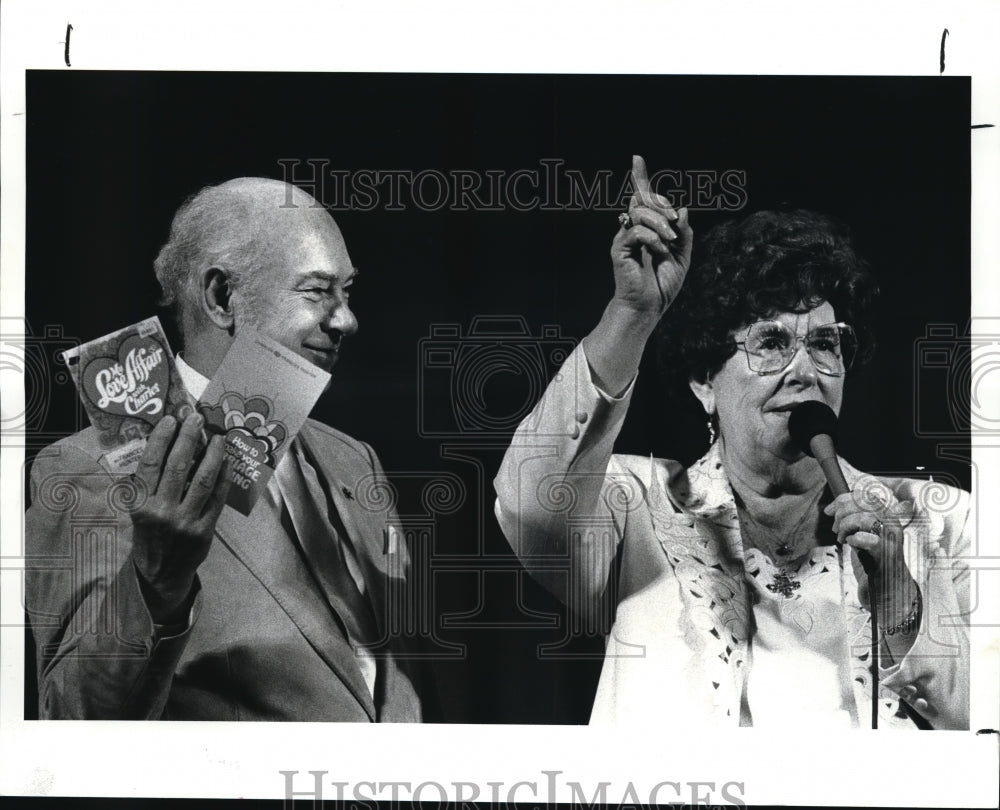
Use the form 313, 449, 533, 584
632, 154, 651, 194
630, 154, 657, 212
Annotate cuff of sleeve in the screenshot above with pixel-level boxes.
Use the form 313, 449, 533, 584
880, 581, 969, 729
129, 554, 201, 632
120, 582, 202, 719
149, 581, 201, 649
879, 579, 927, 686
56, 561, 203, 718
152, 593, 200, 639
580, 343, 637, 403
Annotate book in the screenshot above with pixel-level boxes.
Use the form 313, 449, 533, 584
61, 316, 195, 474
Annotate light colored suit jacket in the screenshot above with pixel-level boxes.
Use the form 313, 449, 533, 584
26, 419, 422, 721
495, 345, 970, 728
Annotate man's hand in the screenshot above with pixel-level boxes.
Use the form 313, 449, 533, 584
130, 413, 231, 624
611, 154, 693, 318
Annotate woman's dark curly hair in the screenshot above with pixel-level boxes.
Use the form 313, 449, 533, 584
656, 209, 879, 391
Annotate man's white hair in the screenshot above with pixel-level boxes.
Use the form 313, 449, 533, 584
153, 178, 321, 340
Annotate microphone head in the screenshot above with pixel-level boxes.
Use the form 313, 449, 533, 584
788, 401, 839, 457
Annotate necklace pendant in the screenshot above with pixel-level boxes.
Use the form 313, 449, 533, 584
776, 543, 793, 556
766, 571, 801, 598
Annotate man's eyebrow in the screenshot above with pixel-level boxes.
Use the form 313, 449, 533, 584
295, 267, 358, 284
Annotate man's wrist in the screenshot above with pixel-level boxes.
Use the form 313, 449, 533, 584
132, 561, 197, 625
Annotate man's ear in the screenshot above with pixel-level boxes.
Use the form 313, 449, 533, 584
202, 267, 234, 329
688, 375, 715, 416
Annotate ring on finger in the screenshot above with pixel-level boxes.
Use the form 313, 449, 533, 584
869, 518, 884, 537
618, 212, 632, 229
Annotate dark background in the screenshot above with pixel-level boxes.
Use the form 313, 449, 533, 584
21, 71, 971, 724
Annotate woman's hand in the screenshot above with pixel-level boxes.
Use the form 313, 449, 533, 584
611, 155, 693, 318
823, 479, 918, 615
583, 155, 694, 395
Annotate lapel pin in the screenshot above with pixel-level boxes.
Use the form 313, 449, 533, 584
342, 486, 353, 500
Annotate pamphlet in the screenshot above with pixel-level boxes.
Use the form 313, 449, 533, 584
197, 329, 331, 515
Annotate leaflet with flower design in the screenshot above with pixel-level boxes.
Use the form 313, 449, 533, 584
61, 317, 196, 473
197, 329, 331, 515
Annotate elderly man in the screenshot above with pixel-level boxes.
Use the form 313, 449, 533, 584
26, 179, 422, 721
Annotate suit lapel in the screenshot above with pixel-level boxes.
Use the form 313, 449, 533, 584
213, 481, 377, 720
299, 424, 391, 646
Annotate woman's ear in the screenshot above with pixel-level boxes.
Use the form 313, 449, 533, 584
202, 267, 234, 329
689, 375, 715, 416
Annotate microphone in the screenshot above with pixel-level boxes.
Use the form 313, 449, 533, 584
788, 402, 892, 731
788, 401, 876, 574
788, 401, 848, 496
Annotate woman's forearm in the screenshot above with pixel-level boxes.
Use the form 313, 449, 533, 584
582, 299, 661, 397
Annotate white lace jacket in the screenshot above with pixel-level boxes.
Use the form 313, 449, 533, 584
494, 344, 970, 728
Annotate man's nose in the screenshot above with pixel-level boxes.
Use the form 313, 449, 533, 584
326, 302, 358, 337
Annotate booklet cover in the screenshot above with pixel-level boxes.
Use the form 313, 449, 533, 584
61, 316, 196, 474
197, 329, 331, 515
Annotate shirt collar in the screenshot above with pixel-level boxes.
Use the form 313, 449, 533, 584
666, 441, 736, 518
175, 354, 210, 400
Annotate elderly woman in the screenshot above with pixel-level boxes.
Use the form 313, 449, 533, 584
494, 156, 969, 729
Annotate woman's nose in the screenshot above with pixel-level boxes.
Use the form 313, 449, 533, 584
785, 339, 818, 382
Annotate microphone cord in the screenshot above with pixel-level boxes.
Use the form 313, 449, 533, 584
869, 585, 879, 729
861, 547, 932, 729
858, 550, 879, 729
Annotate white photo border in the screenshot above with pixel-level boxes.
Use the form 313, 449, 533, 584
2, 0, 998, 805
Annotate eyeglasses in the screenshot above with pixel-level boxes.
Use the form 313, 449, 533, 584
734, 321, 858, 377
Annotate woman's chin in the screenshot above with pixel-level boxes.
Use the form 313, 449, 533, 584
767, 435, 810, 464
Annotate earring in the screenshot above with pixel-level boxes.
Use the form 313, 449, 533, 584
707, 415, 716, 446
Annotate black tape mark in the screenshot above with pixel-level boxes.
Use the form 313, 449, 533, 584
64, 24, 72, 67
939, 28, 949, 74
971, 124, 995, 129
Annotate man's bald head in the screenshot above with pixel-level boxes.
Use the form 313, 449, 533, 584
154, 178, 342, 341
